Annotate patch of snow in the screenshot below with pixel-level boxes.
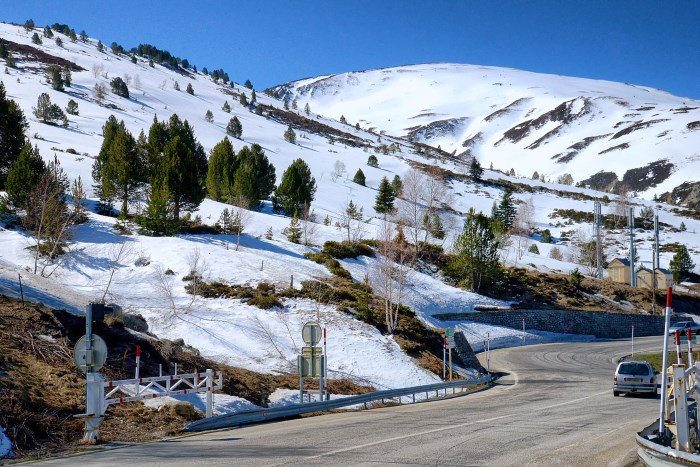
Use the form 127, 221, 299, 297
0, 426, 12, 458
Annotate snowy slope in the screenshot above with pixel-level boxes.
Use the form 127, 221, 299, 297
274, 63, 700, 199
1, 22, 700, 397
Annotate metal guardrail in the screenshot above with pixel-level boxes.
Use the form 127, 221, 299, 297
636, 433, 700, 466
185, 374, 493, 432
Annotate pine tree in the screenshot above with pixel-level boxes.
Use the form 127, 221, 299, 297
55, 37, 63, 48
283, 125, 296, 144
429, 213, 445, 240
62, 66, 72, 88
110, 77, 129, 98
186, 83, 194, 95
251, 90, 257, 104
96, 40, 104, 52
43, 26, 53, 38
226, 116, 243, 138
469, 158, 483, 181
222, 100, 231, 113
206, 137, 237, 201
447, 208, 501, 292
0, 82, 28, 188
680, 222, 687, 231
6, 143, 46, 209
323, 215, 330, 226
532, 171, 539, 180
284, 213, 302, 243
142, 179, 176, 236
340, 115, 347, 124
273, 159, 316, 215
670, 245, 695, 283
24, 19, 35, 32
66, 99, 79, 115
367, 155, 379, 168
173, 81, 180, 91
353, 168, 366, 186
233, 144, 276, 208
391, 175, 402, 196
32, 33, 42, 45
304, 103, 310, 115
33, 93, 66, 124
495, 188, 517, 229
80, 30, 88, 42
244, 79, 253, 89
374, 176, 395, 215
49, 66, 64, 91
283, 98, 290, 110
0, 42, 7, 59
239, 93, 248, 106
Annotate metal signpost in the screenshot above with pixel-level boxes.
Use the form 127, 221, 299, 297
299, 322, 326, 403
445, 328, 455, 381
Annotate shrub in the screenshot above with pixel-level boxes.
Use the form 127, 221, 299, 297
549, 246, 563, 261
367, 155, 378, 167
541, 229, 552, 243
322, 240, 374, 259
528, 244, 540, 254
568, 268, 583, 288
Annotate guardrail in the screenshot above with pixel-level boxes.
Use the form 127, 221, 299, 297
185, 374, 493, 432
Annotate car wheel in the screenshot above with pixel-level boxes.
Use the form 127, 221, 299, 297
613, 391, 620, 397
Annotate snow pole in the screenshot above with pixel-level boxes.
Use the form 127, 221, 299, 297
660, 287, 673, 443
676, 331, 682, 365
687, 328, 694, 371
442, 335, 446, 381
631, 323, 634, 358
135, 345, 141, 396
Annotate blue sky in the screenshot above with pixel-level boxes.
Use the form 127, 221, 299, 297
3, 1, 700, 98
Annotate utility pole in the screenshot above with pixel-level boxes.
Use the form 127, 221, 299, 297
629, 207, 637, 287
652, 211, 660, 314
594, 201, 603, 279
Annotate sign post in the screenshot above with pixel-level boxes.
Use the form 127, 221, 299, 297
442, 336, 446, 381
300, 322, 324, 403
445, 328, 455, 381
631, 323, 634, 358
659, 287, 673, 442
522, 317, 525, 343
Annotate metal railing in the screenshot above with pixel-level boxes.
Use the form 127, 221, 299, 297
185, 374, 493, 432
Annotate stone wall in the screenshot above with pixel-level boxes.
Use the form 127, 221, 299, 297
436, 310, 681, 339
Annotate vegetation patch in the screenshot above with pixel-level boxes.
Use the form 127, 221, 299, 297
322, 240, 375, 259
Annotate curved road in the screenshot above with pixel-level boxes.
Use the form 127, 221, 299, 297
35, 337, 664, 466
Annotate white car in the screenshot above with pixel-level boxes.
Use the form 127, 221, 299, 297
613, 361, 656, 397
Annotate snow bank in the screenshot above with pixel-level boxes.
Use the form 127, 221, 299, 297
0, 426, 12, 458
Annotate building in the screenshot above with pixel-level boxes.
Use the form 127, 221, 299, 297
655, 268, 674, 289
636, 267, 654, 289
608, 258, 631, 284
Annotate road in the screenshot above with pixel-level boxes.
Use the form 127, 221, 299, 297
34, 336, 664, 466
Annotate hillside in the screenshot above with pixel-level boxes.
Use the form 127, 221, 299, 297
273, 63, 700, 203
1, 18, 700, 425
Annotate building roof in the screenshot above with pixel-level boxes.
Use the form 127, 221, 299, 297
608, 258, 631, 266
655, 268, 672, 275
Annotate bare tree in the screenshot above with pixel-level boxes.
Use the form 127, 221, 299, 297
230, 196, 252, 251
91, 63, 104, 79
101, 240, 135, 302
300, 203, 319, 246
371, 220, 414, 334
330, 160, 347, 182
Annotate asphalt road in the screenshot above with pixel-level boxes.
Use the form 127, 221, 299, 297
33, 336, 666, 466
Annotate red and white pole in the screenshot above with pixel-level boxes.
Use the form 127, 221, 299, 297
676, 330, 682, 365
660, 287, 673, 440
631, 323, 635, 358
687, 328, 694, 369
443, 336, 446, 381
323, 327, 328, 399
487, 333, 491, 373
135, 345, 141, 395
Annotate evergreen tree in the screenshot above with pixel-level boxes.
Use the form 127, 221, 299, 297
495, 188, 517, 230
62, 66, 72, 87
55, 37, 63, 48
173, 81, 180, 91
367, 154, 378, 167
226, 116, 243, 138
24, 19, 35, 32
391, 175, 402, 196
244, 79, 253, 89
469, 158, 483, 181
185, 83, 194, 95
251, 90, 257, 104
291, 98, 298, 110
142, 179, 176, 236
283, 125, 296, 144
340, 115, 347, 124
204, 110, 214, 123
31, 33, 42, 45
670, 245, 695, 283
6, 143, 46, 209
222, 100, 231, 113
80, 30, 88, 42
429, 213, 445, 240
447, 208, 501, 292
284, 213, 302, 243
680, 222, 687, 231
374, 176, 395, 215
239, 92, 248, 106
43, 26, 53, 38
49, 66, 64, 91
532, 171, 539, 180
0, 82, 28, 188
0, 42, 7, 59
304, 102, 310, 115
206, 137, 237, 201
110, 77, 129, 98
283, 98, 290, 110
96, 40, 104, 52
353, 168, 366, 186
33, 93, 66, 124
236, 144, 276, 208
273, 159, 316, 215
66, 99, 79, 115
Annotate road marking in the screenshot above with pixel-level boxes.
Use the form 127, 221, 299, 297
302, 389, 611, 461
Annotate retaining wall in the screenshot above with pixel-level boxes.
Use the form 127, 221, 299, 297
436, 309, 681, 339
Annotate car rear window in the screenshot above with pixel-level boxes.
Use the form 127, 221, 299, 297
618, 363, 650, 375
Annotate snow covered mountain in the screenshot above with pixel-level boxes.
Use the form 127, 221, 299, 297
273, 63, 700, 201
1, 20, 699, 398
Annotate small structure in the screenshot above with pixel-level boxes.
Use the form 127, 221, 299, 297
636, 267, 654, 289
608, 258, 631, 284
655, 268, 674, 289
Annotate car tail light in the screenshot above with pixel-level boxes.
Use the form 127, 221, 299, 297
614, 375, 617, 381
650, 377, 654, 384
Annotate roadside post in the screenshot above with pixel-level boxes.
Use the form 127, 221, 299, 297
442, 335, 446, 381
299, 321, 324, 403
687, 328, 694, 371
445, 328, 455, 381
659, 287, 672, 442
487, 333, 491, 373
676, 330, 682, 365
631, 323, 634, 358
522, 317, 525, 343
